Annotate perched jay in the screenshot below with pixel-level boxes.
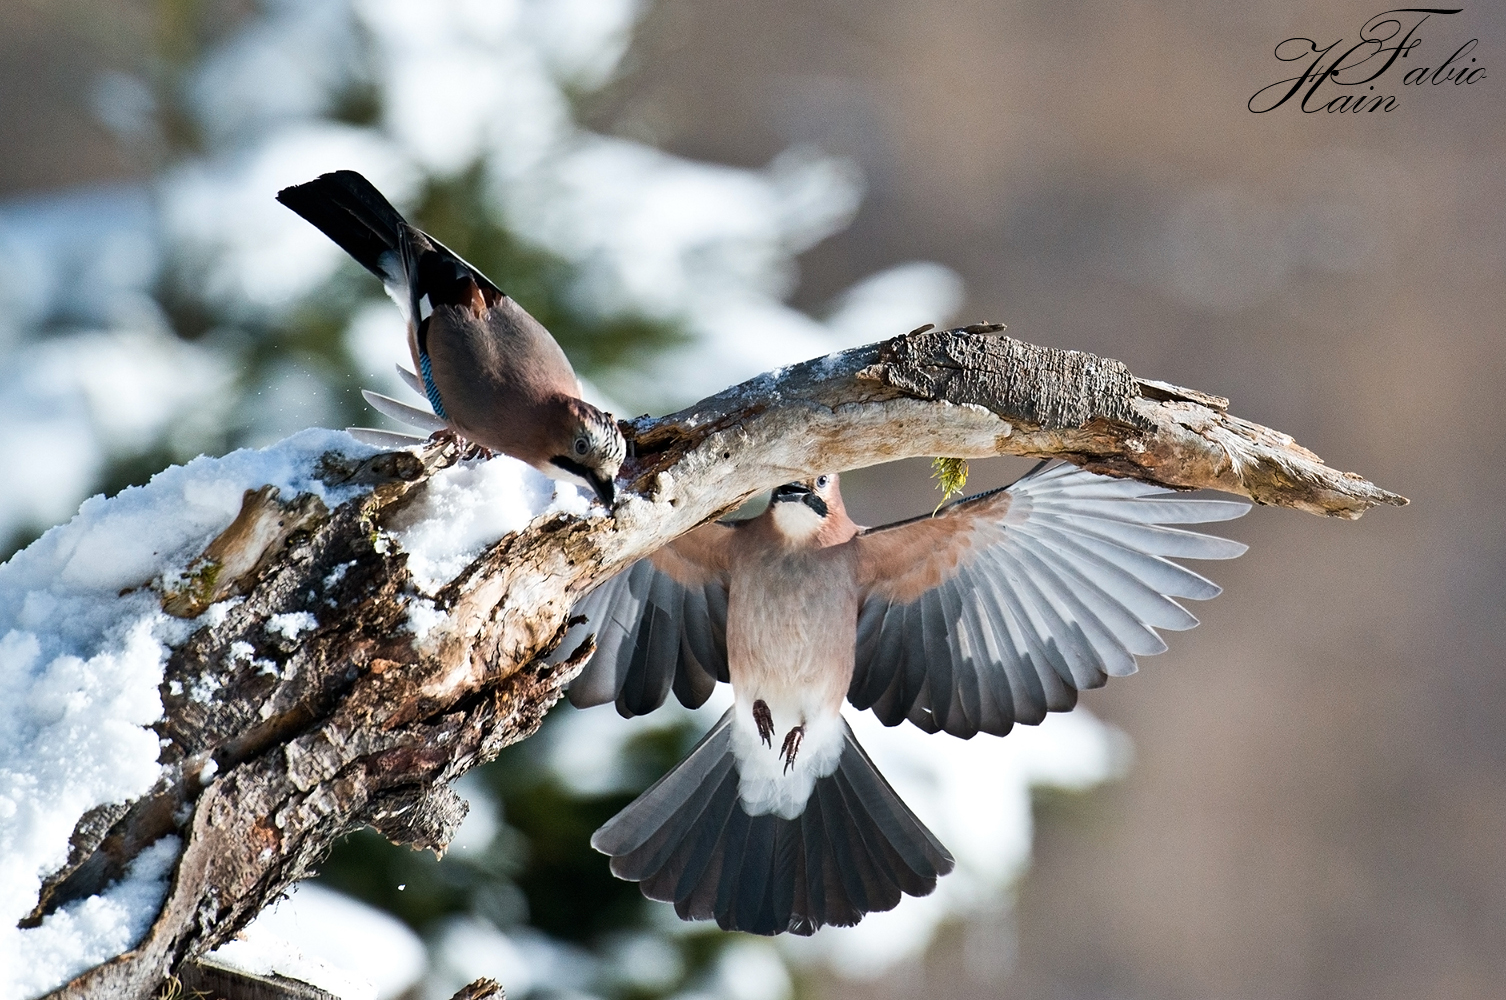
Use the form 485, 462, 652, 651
564, 462, 1250, 935
277, 171, 625, 505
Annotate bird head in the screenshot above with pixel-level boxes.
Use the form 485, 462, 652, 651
549, 399, 626, 507
767, 474, 849, 544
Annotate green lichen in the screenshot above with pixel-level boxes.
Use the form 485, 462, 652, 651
931, 456, 970, 513
161, 558, 221, 618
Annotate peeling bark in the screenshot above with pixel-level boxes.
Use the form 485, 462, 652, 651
42, 329, 1403, 1000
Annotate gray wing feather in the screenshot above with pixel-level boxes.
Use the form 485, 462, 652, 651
955, 583, 1015, 733
565, 558, 729, 717
934, 580, 979, 737
559, 566, 640, 706
1020, 524, 1201, 630
1035, 511, 1248, 561
865, 604, 926, 727
1012, 533, 1167, 660
360, 388, 448, 433
993, 546, 1117, 687
973, 577, 1049, 718
850, 601, 895, 707
1034, 518, 1227, 599
621, 571, 685, 714
852, 463, 1250, 738
675, 584, 729, 705
917, 595, 955, 732
395, 364, 426, 397
1018, 471, 1165, 498
1002, 588, 1083, 714
979, 569, 1083, 711
970, 577, 1057, 722
898, 605, 929, 722
1029, 493, 1251, 525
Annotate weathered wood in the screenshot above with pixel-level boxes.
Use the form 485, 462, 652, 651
446, 979, 503, 1000
43, 329, 1403, 999
178, 959, 341, 1000
161, 487, 330, 619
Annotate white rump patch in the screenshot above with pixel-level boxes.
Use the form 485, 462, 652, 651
729, 708, 845, 820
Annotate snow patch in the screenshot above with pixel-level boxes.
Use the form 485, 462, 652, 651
391, 454, 591, 595
404, 598, 448, 643
0, 429, 381, 998
267, 610, 318, 641
323, 560, 356, 589
3, 836, 180, 1000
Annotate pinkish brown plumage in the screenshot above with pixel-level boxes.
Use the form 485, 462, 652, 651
277, 170, 625, 505
565, 463, 1251, 935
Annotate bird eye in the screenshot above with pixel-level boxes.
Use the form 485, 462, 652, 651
815, 475, 830, 489
574, 436, 590, 456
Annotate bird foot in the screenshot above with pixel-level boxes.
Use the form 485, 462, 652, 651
426, 427, 493, 460
780, 725, 805, 773
753, 700, 774, 747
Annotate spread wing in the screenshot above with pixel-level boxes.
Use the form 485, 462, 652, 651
847, 462, 1250, 738
564, 522, 736, 717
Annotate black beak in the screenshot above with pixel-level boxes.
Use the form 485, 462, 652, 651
771, 482, 827, 517
587, 471, 616, 508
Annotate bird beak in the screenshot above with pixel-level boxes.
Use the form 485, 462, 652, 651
771, 483, 809, 499
770, 483, 826, 517
587, 471, 616, 507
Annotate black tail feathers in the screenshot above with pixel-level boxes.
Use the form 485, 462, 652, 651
279, 170, 506, 309
276, 170, 410, 279
592, 711, 954, 936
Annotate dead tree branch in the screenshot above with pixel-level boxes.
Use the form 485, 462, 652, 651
43, 328, 1404, 999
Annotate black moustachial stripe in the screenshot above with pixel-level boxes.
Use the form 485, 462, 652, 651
550, 455, 594, 481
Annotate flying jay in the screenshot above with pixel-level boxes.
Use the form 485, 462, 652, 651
276, 171, 626, 506
563, 462, 1251, 935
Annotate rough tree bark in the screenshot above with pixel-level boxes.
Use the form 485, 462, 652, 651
39, 327, 1404, 999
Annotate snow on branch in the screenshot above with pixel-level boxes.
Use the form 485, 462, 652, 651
12, 328, 1401, 1000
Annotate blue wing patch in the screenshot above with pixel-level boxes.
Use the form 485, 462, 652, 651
418, 352, 448, 420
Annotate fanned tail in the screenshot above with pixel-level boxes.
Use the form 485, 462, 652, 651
592, 711, 953, 935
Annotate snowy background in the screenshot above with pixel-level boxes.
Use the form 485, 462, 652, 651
0, 1, 1123, 998
6, 0, 1500, 997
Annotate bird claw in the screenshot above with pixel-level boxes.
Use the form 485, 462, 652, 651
426, 427, 493, 460
780, 725, 805, 773
753, 700, 774, 747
